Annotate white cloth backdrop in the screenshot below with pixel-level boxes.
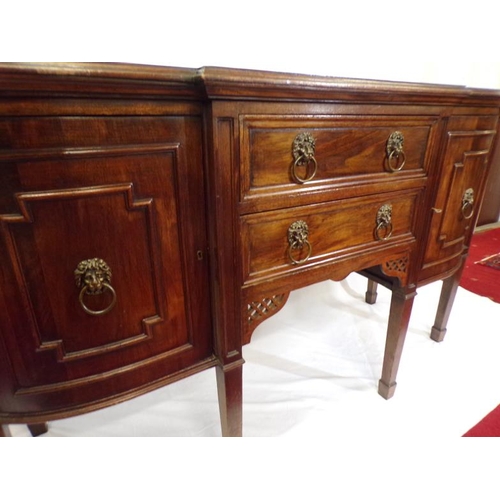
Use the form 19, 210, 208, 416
7, 273, 500, 437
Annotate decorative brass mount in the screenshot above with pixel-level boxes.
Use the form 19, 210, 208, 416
386, 131, 406, 172
461, 188, 474, 219
374, 204, 393, 241
74, 258, 117, 316
291, 132, 318, 183
287, 220, 312, 264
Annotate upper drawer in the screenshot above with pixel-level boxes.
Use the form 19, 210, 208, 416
0, 116, 195, 150
240, 115, 437, 208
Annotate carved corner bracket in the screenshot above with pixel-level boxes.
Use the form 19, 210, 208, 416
381, 255, 410, 285
244, 292, 290, 344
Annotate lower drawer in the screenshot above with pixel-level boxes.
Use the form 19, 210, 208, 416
241, 191, 420, 285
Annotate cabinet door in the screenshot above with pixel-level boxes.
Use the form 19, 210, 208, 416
419, 115, 498, 283
0, 116, 212, 417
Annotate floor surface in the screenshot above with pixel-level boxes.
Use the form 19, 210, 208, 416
6, 273, 500, 438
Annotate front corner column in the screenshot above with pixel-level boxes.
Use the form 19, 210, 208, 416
216, 362, 243, 437
378, 286, 417, 400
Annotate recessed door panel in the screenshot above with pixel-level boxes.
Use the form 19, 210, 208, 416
420, 115, 498, 282
0, 117, 212, 415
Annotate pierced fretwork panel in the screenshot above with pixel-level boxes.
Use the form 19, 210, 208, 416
244, 293, 290, 344
382, 255, 410, 284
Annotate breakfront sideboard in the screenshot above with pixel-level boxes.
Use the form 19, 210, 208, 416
0, 63, 498, 437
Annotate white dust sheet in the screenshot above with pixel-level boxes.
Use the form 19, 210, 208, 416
7, 273, 500, 437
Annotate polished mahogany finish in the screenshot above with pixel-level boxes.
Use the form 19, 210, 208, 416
0, 63, 499, 436
0, 63, 214, 436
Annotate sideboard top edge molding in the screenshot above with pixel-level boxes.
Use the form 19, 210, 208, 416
1, 63, 499, 106
198, 67, 500, 105
0, 62, 202, 100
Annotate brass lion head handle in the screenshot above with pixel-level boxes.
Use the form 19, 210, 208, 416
291, 132, 318, 183
461, 188, 475, 220
374, 204, 394, 241
386, 131, 406, 172
287, 220, 312, 264
74, 258, 117, 316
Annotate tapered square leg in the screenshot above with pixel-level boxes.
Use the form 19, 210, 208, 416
365, 279, 379, 304
0, 425, 12, 437
216, 363, 243, 437
1, 423, 48, 437
378, 287, 416, 399
430, 271, 462, 343
28, 423, 48, 437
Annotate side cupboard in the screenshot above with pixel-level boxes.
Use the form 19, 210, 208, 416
0, 63, 498, 436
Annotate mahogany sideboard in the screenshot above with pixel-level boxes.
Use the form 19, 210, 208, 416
1, 63, 499, 437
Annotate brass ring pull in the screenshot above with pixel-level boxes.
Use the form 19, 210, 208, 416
387, 148, 406, 172
288, 239, 313, 264
386, 131, 406, 172
461, 188, 474, 220
461, 202, 474, 220
291, 155, 318, 184
78, 282, 117, 316
374, 221, 394, 241
374, 204, 393, 241
291, 132, 318, 184
74, 258, 117, 316
287, 220, 312, 264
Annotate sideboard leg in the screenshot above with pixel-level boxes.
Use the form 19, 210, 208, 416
0, 424, 12, 437
365, 279, 379, 304
216, 364, 243, 437
430, 271, 462, 342
378, 286, 416, 400
28, 423, 48, 437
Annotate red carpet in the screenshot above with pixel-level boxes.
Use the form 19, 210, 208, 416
459, 227, 500, 303
463, 404, 500, 437
460, 227, 500, 436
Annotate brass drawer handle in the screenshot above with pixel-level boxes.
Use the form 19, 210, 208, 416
374, 204, 393, 241
461, 188, 475, 219
74, 258, 117, 316
386, 131, 406, 172
291, 132, 318, 183
287, 220, 312, 264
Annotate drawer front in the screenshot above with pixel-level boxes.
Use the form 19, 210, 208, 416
0, 116, 212, 415
240, 115, 436, 206
241, 191, 420, 285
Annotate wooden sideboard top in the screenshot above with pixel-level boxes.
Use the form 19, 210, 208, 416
1, 62, 500, 106
199, 67, 500, 105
